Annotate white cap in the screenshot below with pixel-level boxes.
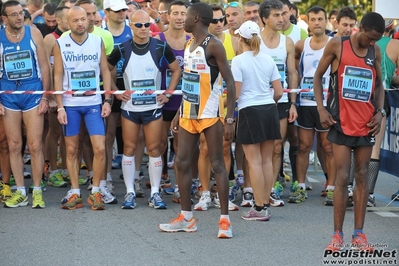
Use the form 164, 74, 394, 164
103, 0, 129, 11
234, 21, 260, 39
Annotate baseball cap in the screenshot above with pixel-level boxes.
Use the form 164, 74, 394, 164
103, 0, 129, 11
234, 21, 260, 39
135, 0, 151, 3
385, 19, 394, 30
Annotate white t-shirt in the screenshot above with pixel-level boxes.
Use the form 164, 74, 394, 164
232, 50, 281, 110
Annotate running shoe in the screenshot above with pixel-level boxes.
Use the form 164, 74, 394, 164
351, 232, 374, 252
194, 193, 212, 211
159, 214, 197, 233
106, 181, 115, 195
392, 190, 399, 201
235, 174, 244, 187
10, 176, 16, 190
32, 189, 45, 208
347, 185, 354, 207
270, 192, 284, 207
47, 172, 67, 187
100, 186, 118, 204
213, 193, 239, 211
146, 175, 172, 189
172, 190, 181, 204
4, 190, 29, 208
23, 168, 31, 179
228, 183, 240, 202
43, 160, 50, 178
284, 172, 291, 182
240, 189, 254, 207
78, 176, 88, 185
305, 177, 313, 190
194, 184, 202, 199
134, 180, 144, 198
162, 186, 175, 195
321, 183, 327, 197
324, 190, 334, 206
0, 182, 12, 203
290, 180, 298, 193
274, 181, 284, 197
61, 191, 83, 210
28, 180, 47, 193
288, 187, 307, 203
241, 206, 270, 221
367, 194, 376, 207
112, 155, 122, 169
190, 179, 198, 196
167, 151, 175, 169
217, 218, 232, 238
87, 178, 93, 190
87, 192, 106, 210
325, 232, 344, 251
148, 192, 167, 209
121, 192, 136, 209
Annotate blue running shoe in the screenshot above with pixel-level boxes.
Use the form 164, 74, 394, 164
236, 174, 244, 187
274, 181, 284, 197
229, 184, 240, 202
162, 187, 175, 195
148, 192, 167, 209
122, 192, 136, 209
112, 155, 122, 169
190, 180, 198, 196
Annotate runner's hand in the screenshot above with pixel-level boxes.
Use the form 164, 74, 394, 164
318, 107, 336, 129
102, 103, 111, 118
224, 124, 234, 141
38, 99, 49, 114
57, 109, 67, 125
367, 113, 383, 136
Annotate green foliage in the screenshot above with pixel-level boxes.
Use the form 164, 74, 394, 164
296, 0, 372, 20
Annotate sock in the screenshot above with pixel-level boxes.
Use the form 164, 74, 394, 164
349, 150, 355, 185
236, 170, 243, 176
263, 203, 270, 209
134, 170, 140, 180
202, 190, 210, 196
106, 172, 112, 182
122, 155, 135, 194
289, 146, 298, 181
181, 210, 193, 220
17, 187, 26, 196
367, 159, 380, 194
298, 183, 306, 190
33, 186, 41, 191
220, 214, 230, 222
149, 156, 162, 196
353, 229, 363, 237
324, 173, 328, 181
71, 188, 80, 195
91, 186, 100, 193
99, 180, 107, 188
326, 185, 335, 191
254, 204, 264, 212
88, 171, 94, 179
334, 231, 344, 237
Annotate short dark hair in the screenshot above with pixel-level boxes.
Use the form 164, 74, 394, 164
75, 0, 95, 7
55, 6, 70, 18
328, 8, 338, 20
307, 6, 327, 20
360, 12, 385, 34
189, 2, 212, 27
336, 6, 356, 23
168, 0, 186, 14
210, 3, 224, 16
43, 3, 58, 16
245, 1, 260, 7
1, 0, 21, 16
23, 9, 32, 20
279, 0, 291, 8
259, 0, 283, 22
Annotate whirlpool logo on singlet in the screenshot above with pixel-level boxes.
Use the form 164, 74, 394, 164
63, 51, 99, 63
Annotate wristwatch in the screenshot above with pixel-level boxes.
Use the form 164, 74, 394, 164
376, 108, 386, 117
154, 17, 161, 23
225, 118, 235, 125
165, 93, 172, 99
104, 98, 112, 105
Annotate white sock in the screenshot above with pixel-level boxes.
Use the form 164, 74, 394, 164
220, 214, 230, 222
106, 172, 112, 182
236, 170, 243, 175
71, 188, 80, 195
298, 183, 306, 190
122, 155, 135, 194
33, 187, 41, 191
326, 185, 335, 191
149, 156, 162, 196
99, 180, 107, 188
134, 170, 140, 180
91, 186, 100, 193
181, 210, 193, 220
202, 190, 210, 197
17, 187, 26, 196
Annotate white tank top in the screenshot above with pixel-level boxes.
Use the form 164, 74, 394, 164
260, 34, 288, 103
299, 37, 331, 106
122, 47, 162, 112
288, 24, 301, 45
57, 33, 102, 107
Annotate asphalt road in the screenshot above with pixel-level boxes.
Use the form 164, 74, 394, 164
1, 164, 398, 266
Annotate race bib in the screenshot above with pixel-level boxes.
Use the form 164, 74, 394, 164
131, 79, 156, 105
71, 70, 97, 96
4, 50, 33, 80
182, 72, 200, 104
166, 69, 182, 90
342, 66, 373, 102
300, 77, 326, 101
276, 63, 285, 87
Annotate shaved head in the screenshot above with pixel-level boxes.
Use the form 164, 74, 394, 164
130, 9, 150, 22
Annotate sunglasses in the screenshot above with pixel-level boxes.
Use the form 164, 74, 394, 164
133, 22, 151, 28
211, 16, 225, 24
223, 2, 244, 11
158, 10, 168, 15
